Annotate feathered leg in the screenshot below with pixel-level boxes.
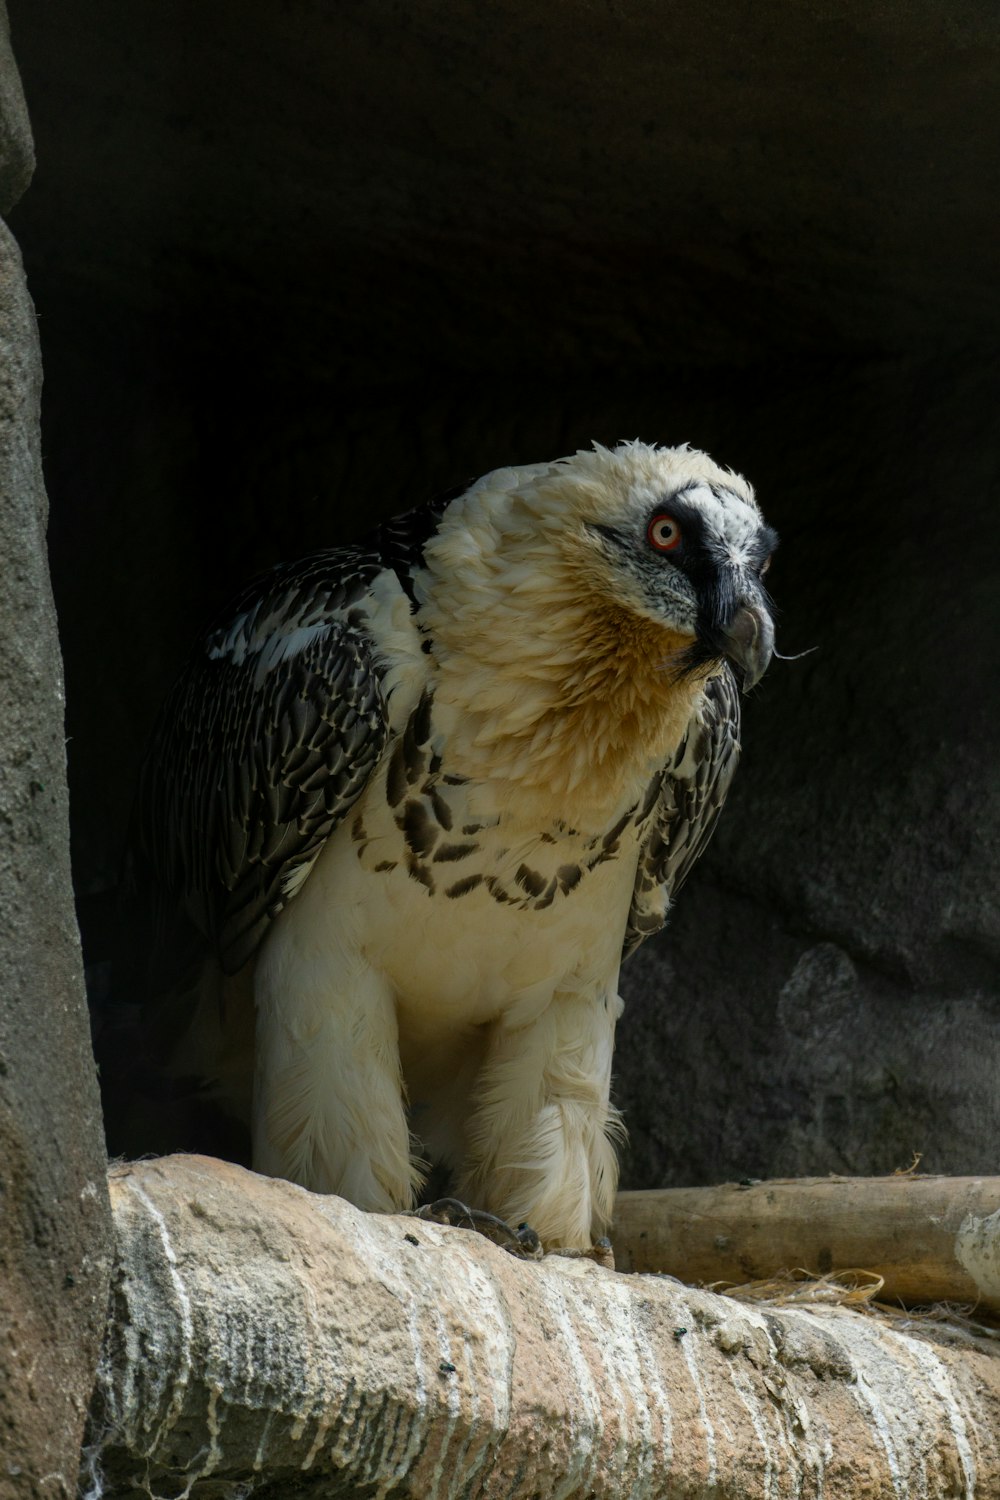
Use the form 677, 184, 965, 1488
251, 894, 421, 1211
457, 983, 624, 1249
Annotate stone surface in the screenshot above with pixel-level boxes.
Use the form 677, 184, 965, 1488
0, 212, 111, 1495
2, 4, 998, 1190
0, 2, 33, 213
90, 1155, 1000, 1499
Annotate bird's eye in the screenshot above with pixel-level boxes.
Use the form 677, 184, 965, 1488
647, 515, 682, 552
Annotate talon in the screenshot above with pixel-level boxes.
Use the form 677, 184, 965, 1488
515, 1223, 542, 1256
411, 1197, 543, 1258
591, 1236, 616, 1271
548, 1236, 616, 1271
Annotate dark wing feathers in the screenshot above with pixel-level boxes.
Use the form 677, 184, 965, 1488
624, 668, 741, 957
125, 547, 389, 991
122, 492, 741, 997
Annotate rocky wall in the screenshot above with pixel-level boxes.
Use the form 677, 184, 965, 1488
0, 5, 111, 1494
6, 1, 999, 1194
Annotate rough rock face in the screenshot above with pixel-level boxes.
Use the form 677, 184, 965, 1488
91, 1155, 1000, 1499
5, 3, 1000, 1189
0, 10, 111, 1493
0, 3, 31, 213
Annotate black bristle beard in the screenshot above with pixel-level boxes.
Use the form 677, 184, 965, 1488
670, 635, 725, 685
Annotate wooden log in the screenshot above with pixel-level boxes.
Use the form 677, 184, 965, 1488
613, 1176, 1000, 1311
86, 1156, 1000, 1498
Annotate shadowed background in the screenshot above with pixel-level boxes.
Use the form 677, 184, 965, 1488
9, 0, 1000, 1185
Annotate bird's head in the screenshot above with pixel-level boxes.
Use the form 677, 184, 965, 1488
552, 441, 778, 691
418, 440, 778, 803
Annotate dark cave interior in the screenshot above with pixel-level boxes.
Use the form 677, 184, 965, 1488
8, 0, 1000, 1187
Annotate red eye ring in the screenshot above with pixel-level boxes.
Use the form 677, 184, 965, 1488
647, 515, 682, 552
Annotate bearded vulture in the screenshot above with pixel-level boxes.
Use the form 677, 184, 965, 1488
122, 441, 777, 1251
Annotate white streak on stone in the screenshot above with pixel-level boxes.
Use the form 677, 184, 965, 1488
589, 1274, 659, 1497
420, 1303, 460, 1499
848, 1319, 936, 1500
760, 1307, 839, 1500
676, 1299, 717, 1490
727, 1362, 776, 1500
101, 1164, 1000, 1498
203, 1382, 226, 1476
741, 1318, 804, 1500
302, 1406, 334, 1471
626, 1285, 674, 1481
288, 1268, 334, 1459
350, 1290, 430, 1496
894, 1337, 977, 1500
538, 1270, 604, 1498
850, 1369, 906, 1499
253, 1409, 275, 1472
442, 1239, 515, 1493
769, 1385, 804, 1500
128, 1179, 194, 1453
335, 1210, 431, 1496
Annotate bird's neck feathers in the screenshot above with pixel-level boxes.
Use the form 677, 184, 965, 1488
417, 469, 711, 822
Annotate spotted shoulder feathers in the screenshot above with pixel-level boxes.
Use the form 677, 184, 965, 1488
124, 546, 391, 990
624, 668, 741, 956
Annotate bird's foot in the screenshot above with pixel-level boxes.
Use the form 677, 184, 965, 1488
548, 1236, 616, 1271
410, 1196, 543, 1259
408, 1199, 614, 1267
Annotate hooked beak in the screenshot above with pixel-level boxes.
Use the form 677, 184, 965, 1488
717, 602, 774, 691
